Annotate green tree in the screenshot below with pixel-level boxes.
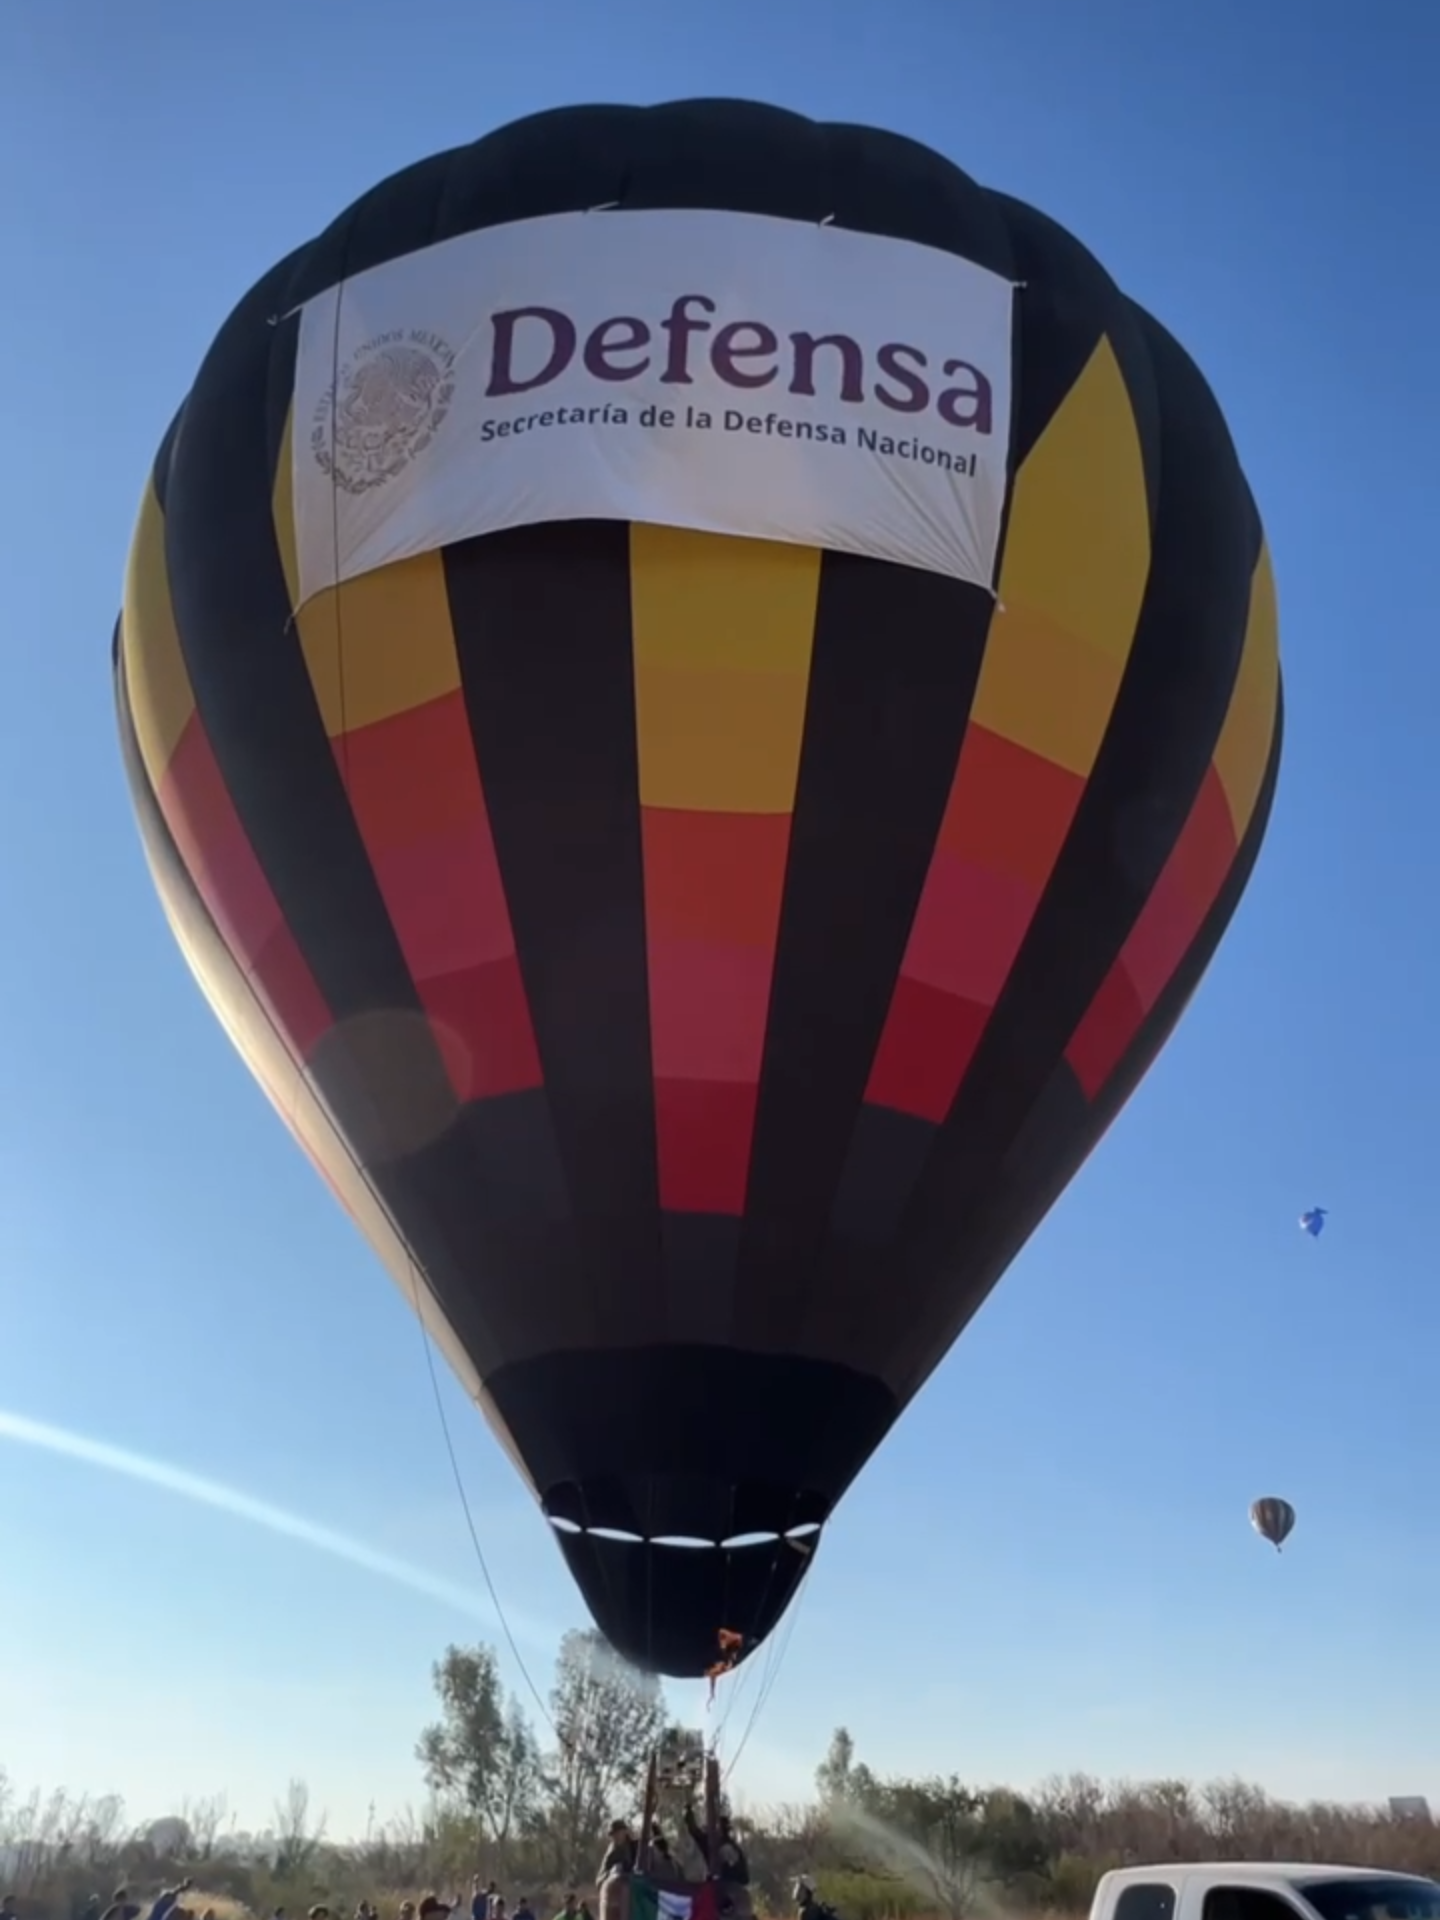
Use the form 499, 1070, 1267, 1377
416, 1643, 541, 1854
271, 1777, 326, 1878
542, 1629, 665, 1883
492, 1697, 544, 1850
977, 1789, 1050, 1887
831, 1770, 985, 1920
816, 1729, 856, 1805
815, 1726, 879, 1822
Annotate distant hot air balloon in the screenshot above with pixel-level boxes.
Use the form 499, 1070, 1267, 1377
113, 99, 1282, 1678
1300, 1206, 1327, 1237
1250, 1497, 1296, 1551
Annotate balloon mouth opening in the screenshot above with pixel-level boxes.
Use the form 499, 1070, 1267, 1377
545, 1513, 823, 1552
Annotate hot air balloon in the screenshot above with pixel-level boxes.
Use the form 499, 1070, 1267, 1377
113, 99, 1282, 1678
1250, 1497, 1296, 1551
1300, 1206, 1327, 1237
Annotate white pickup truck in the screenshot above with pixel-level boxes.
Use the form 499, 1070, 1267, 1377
1090, 1864, 1440, 1920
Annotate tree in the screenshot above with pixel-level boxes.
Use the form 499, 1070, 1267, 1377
867, 1775, 986, 1919
815, 1726, 879, 1820
543, 1629, 665, 1881
977, 1790, 1050, 1886
180, 1793, 231, 1861
416, 1643, 541, 1854
272, 1778, 325, 1877
492, 1698, 544, 1851
818, 1741, 987, 1920
78, 1793, 126, 1859
816, 1729, 856, 1805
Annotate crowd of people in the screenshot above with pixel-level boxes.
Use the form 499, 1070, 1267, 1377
3, 1876, 219, 1920
0, 1806, 831, 1920
591, 1805, 831, 1920
596, 1804, 750, 1889
0, 1876, 577, 1920
296, 1878, 574, 1920
440, 1879, 561, 1920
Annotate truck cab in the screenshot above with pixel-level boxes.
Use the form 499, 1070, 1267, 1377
1091, 1864, 1440, 1920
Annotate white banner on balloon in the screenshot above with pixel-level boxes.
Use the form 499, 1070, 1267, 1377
290, 207, 1016, 609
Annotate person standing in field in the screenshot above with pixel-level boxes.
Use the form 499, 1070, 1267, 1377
147, 1878, 194, 1920
599, 1821, 636, 1881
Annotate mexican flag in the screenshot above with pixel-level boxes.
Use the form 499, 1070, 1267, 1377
630, 1880, 718, 1920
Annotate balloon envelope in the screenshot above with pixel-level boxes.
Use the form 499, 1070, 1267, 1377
1251, 1496, 1296, 1549
114, 99, 1282, 1676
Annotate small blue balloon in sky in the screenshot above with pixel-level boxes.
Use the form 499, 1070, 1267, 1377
1300, 1206, 1328, 1237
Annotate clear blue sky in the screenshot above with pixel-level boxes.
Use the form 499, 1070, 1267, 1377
2, 0, 1437, 1845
